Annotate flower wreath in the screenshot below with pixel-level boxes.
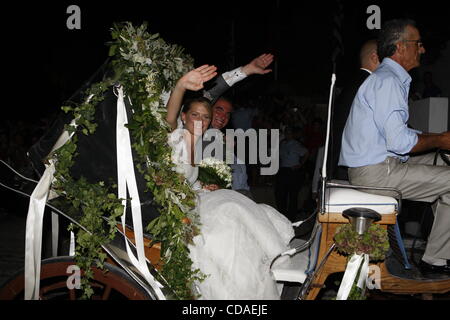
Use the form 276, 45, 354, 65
334, 224, 389, 262
333, 223, 389, 300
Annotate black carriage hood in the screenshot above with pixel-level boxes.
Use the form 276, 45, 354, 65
27, 61, 160, 228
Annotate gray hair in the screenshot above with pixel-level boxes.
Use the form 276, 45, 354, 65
377, 19, 416, 61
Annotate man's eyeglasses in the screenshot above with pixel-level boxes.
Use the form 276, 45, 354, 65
402, 39, 424, 48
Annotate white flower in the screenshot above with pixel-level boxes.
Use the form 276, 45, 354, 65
198, 157, 232, 188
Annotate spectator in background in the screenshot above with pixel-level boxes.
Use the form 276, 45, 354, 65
302, 117, 325, 175
275, 126, 309, 221
231, 100, 259, 132
331, 39, 380, 180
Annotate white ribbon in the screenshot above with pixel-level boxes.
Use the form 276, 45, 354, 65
69, 231, 76, 257
336, 253, 369, 300
357, 254, 370, 290
51, 211, 59, 257
24, 89, 165, 300
24, 99, 87, 300
116, 86, 165, 300
24, 163, 55, 300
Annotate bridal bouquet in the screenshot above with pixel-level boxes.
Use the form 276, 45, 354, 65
198, 157, 232, 189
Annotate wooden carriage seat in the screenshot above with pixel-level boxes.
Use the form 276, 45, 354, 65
303, 186, 400, 299
272, 183, 397, 289
114, 224, 162, 270
310, 185, 450, 298
272, 185, 399, 299
323, 185, 412, 268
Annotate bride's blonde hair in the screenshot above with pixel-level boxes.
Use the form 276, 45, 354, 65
181, 97, 212, 116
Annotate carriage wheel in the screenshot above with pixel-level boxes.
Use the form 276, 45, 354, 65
0, 256, 152, 300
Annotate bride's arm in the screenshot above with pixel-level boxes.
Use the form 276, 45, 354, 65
166, 65, 218, 131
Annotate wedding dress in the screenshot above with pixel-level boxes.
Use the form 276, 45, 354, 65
168, 123, 294, 300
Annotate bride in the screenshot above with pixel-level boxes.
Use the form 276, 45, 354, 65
165, 65, 295, 300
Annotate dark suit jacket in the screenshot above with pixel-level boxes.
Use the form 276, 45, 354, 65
331, 69, 371, 180
203, 75, 231, 105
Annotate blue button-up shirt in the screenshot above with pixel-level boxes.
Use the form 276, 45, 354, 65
339, 58, 419, 167
230, 162, 250, 191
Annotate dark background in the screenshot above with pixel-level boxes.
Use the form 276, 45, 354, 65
2, 0, 449, 120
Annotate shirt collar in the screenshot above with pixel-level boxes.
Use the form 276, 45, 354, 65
382, 58, 412, 86
360, 68, 372, 74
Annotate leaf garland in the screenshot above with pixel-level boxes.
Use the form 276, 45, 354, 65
334, 224, 389, 261
332, 224, 389, 300
51, 22, 205, 299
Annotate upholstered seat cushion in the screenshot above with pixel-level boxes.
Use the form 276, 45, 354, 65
325, 187, 398, 214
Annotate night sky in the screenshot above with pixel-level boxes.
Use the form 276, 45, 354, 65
3, 0, 450, 120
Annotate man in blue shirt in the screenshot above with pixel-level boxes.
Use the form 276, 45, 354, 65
340, 19, 450, 276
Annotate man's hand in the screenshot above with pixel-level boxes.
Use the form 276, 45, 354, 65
178, 65, 217, 91
410, 131, 450, 154
241, 53, 274, 76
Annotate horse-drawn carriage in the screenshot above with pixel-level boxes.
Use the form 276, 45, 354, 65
1, 23, 449, 301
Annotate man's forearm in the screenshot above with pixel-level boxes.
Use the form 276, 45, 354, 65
409, 132, 449, 153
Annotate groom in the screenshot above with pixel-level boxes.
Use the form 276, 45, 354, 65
201, 53, 274, 197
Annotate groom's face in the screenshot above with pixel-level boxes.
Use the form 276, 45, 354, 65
211, 99, 233, 130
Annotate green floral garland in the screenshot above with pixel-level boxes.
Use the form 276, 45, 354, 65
333, 224, 389, 300
334, 224, 389, 261
51, 22, 204, 299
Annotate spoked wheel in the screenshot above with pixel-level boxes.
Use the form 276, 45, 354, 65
0, 256, 152, 300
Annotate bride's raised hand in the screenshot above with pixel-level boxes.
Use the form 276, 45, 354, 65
166, 65, 217, 131
178, 65, 217, 91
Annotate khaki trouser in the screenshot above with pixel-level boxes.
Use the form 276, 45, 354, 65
348, 153, 450, 264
